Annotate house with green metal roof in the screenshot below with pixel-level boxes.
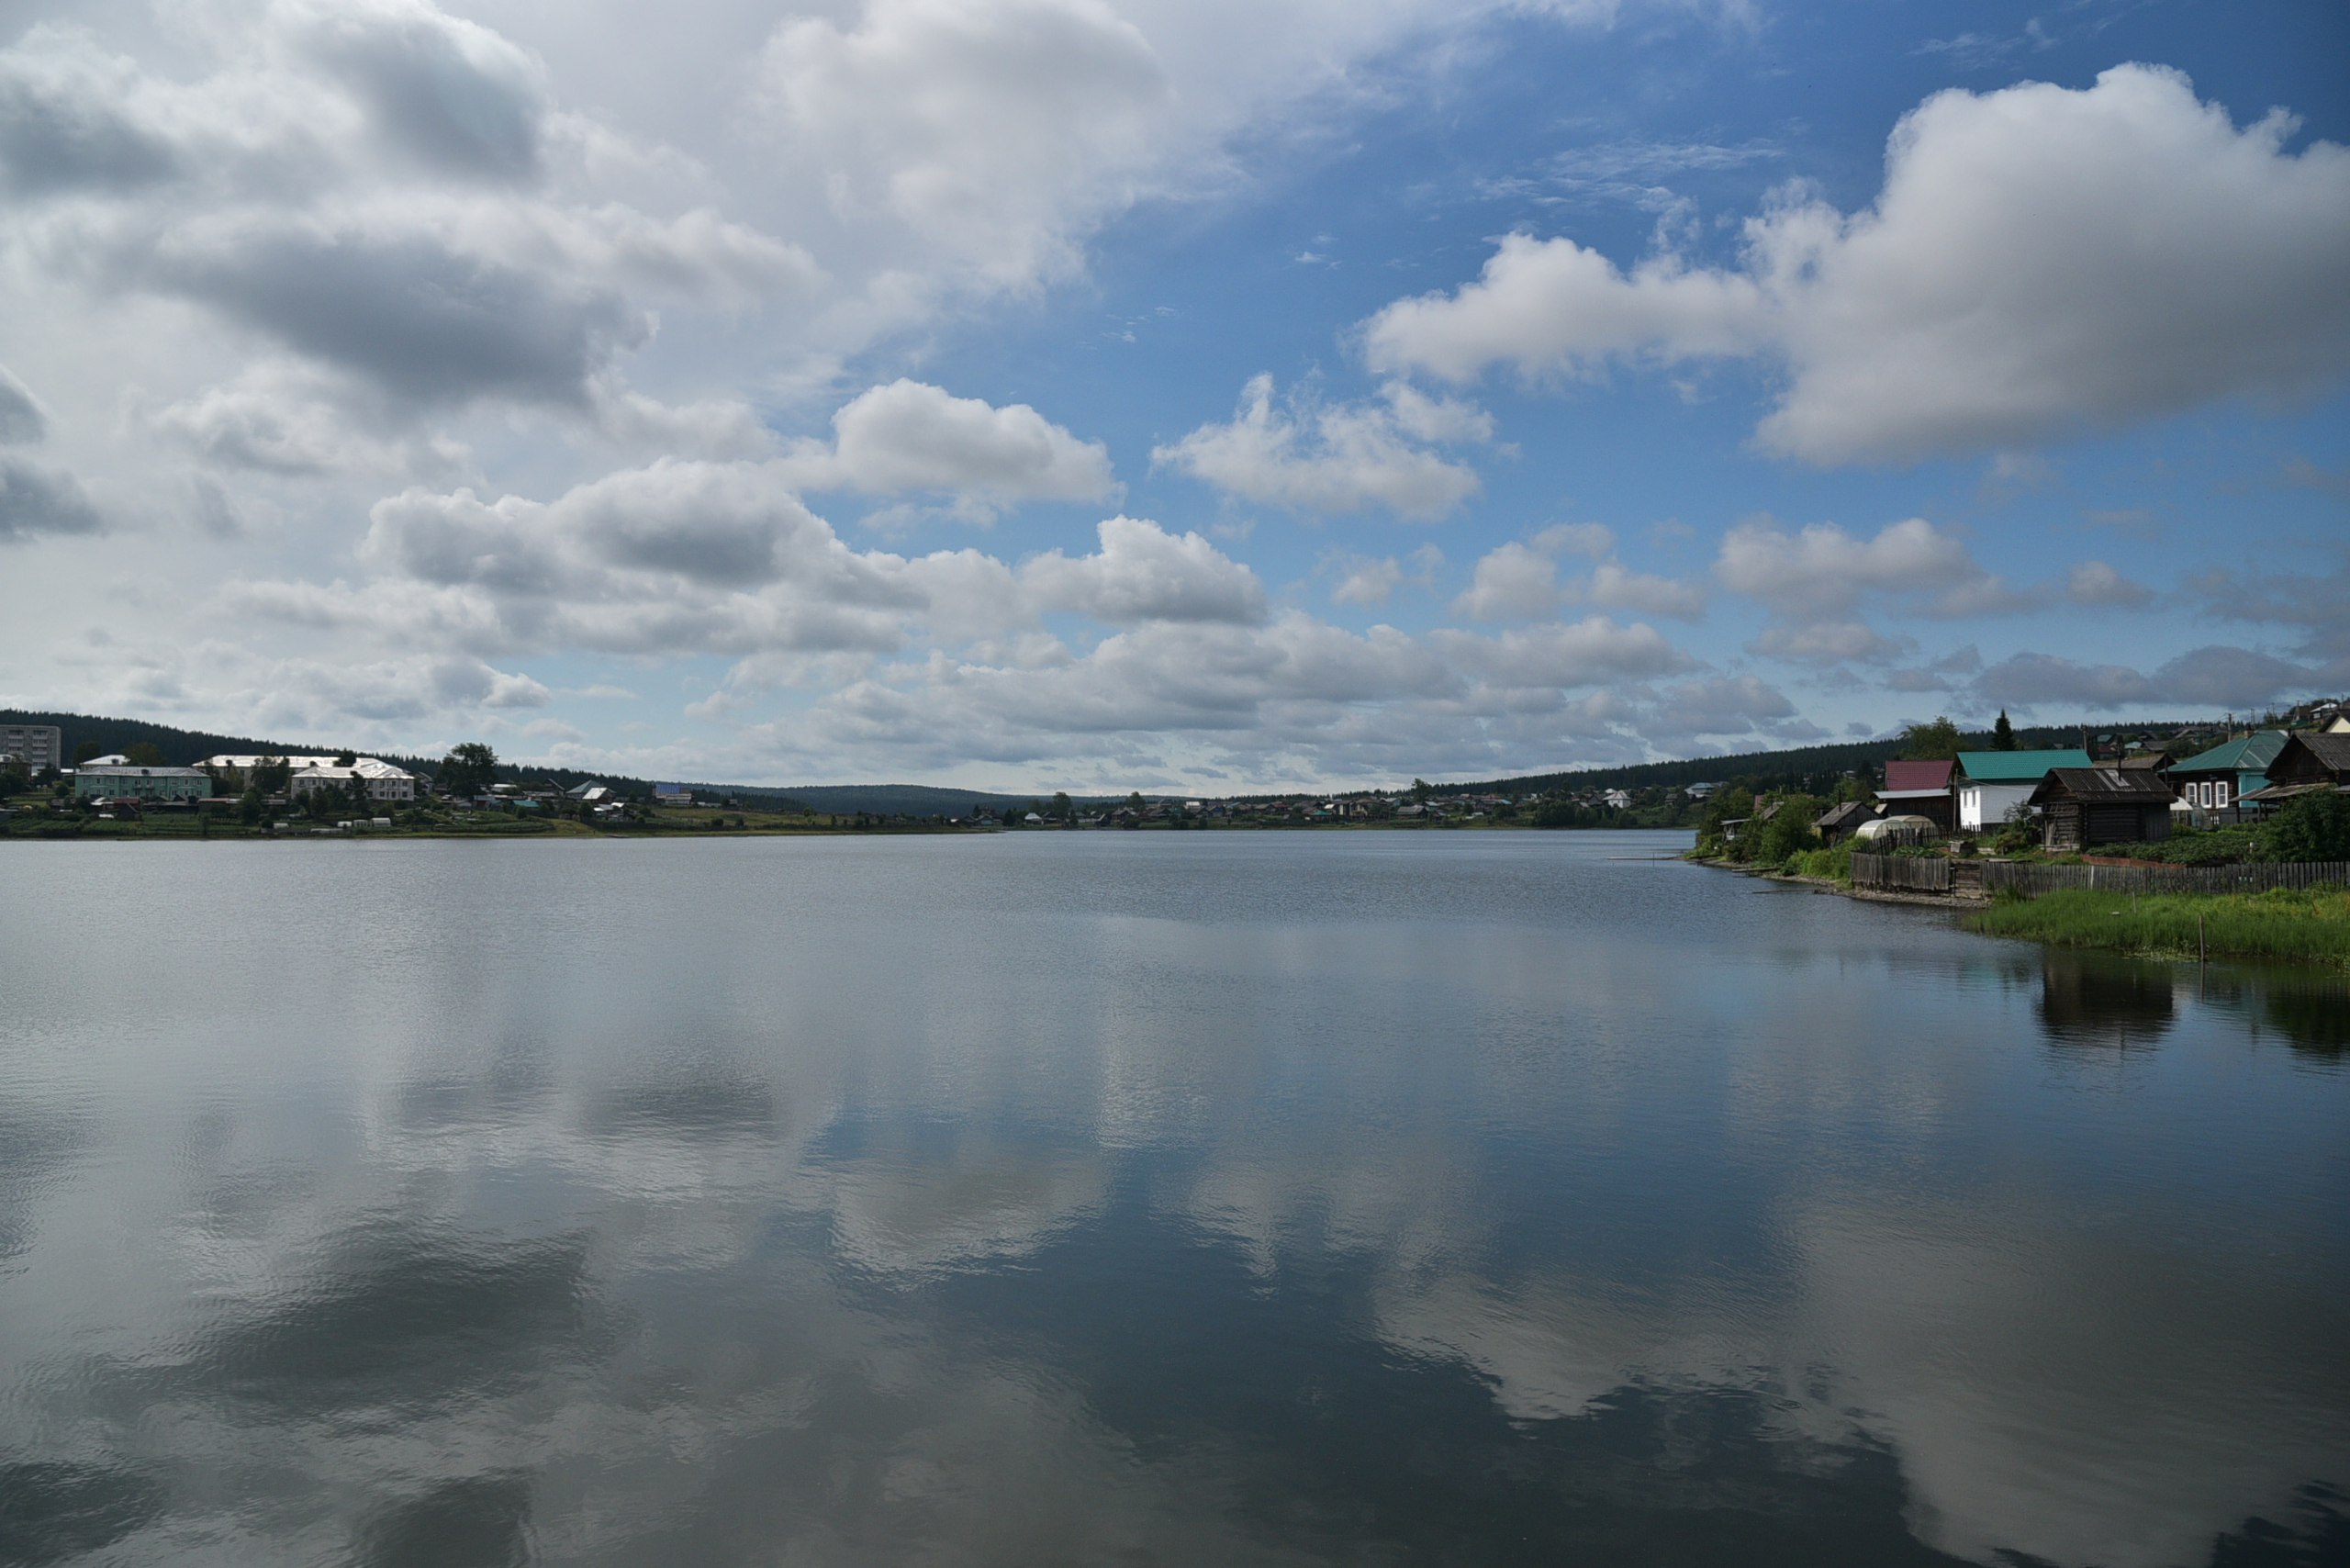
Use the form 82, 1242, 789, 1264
2168, 730, 2289, 818
1953, 748, 2093, 830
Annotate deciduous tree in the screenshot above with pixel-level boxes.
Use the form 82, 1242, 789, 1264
439, 742, 500, 799
1898, 716, 1963, 761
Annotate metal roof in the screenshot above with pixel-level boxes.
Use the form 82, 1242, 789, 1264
2029, 767, 2178, 805
1955, 748, 2093, 782
76, 764, 207, 778
2170, 730, 2290, 776
207, 754, 411, 778
1815, 801, 1876, 829
1881, 758, 1953, 793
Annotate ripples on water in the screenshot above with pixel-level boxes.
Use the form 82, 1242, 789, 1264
0, 832, 2344, 1566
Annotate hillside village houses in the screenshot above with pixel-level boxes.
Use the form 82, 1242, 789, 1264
1858, 704, 2350, 855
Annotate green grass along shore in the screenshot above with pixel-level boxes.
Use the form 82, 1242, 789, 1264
1964, 888, 2350, 969
1695, 838, 2350, 968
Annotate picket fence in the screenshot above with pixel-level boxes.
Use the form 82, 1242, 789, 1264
1850, 854, 2350, 899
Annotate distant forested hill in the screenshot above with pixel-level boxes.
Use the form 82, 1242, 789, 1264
6, 705, 2222, 809
736, 784, 1122, 816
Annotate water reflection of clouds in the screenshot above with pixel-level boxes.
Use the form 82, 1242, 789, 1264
5, 839, 2347, 1566
820, 1134, 1113, 1277
1362, 1187, 2349, 1567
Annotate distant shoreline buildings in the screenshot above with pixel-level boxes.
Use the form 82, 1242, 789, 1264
202, 756, 419, 803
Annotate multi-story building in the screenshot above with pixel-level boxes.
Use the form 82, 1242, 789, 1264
73, 765, 208, 801
0, 723, 63, 774
208, 755, 418, 802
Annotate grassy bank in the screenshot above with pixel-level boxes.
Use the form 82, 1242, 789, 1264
1964, 888, 2350, 968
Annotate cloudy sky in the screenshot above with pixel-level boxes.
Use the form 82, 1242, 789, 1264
1, 0, 2344, 790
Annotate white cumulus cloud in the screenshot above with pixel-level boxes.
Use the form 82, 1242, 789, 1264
1154, 375, 1486, 521
781, 379, 1118, 511
1365, 65, 2350, 463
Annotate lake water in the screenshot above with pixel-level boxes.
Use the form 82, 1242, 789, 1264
1, 831, 2344, 1566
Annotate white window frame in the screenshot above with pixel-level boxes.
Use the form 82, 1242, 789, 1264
2215, 779, 2230, 808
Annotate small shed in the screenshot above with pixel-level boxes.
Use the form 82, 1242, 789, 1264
1814, 800, 1878, 845
2028, 768, 2175, 852
1876, 758, 1956, 831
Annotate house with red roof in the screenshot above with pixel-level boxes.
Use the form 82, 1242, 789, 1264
1876, 758, 1955, 831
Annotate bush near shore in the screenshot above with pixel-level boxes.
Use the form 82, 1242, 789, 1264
1964, 888, 2350, 968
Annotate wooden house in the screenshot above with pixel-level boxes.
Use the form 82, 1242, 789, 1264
2240, 733, 2350, 807
2167, 730, 2289, 820
2028, 768, 2176, 852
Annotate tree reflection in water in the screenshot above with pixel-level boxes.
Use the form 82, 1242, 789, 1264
2036, 950, 2178, 1049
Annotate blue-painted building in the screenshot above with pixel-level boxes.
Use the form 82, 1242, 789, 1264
2168, 731, 2290, 816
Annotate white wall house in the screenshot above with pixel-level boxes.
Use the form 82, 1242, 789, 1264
1953, 749, 2094, 831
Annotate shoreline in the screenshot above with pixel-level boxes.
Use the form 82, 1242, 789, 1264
0, 817, 1697, 843
1686, 854, 2349, 967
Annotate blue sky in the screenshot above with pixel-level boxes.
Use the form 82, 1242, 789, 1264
0, 0, 2343, 789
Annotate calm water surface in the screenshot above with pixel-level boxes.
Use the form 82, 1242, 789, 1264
1, 831, 2344, 1566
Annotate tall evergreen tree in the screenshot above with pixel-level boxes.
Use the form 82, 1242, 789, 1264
1993, 710, 2018, 750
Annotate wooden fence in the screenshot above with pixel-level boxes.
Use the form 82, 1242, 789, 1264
1850, 852, 1952, 892
1851, 853, 2350, 898
1979, 859, 2350, 898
